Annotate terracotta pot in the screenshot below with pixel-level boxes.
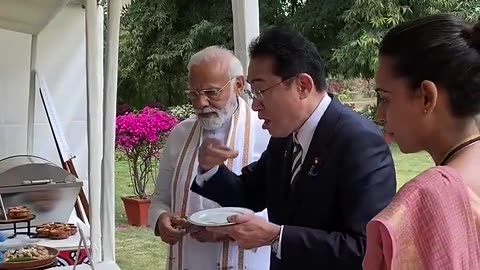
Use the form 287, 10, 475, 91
121, 196, 151, 227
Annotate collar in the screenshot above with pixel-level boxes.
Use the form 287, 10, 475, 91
295, 93, 331, 159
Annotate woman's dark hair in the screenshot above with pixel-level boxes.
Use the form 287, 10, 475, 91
248, 25, 327, 91
380, 14, 480, 118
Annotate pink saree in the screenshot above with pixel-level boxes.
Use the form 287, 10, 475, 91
363, 166, 480, 270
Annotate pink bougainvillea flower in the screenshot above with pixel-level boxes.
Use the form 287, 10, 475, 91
115, 106, 178, 198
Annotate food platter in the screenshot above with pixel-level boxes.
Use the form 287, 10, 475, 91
0, 214, 35, 224
0, 245, 59, 270
35, 222, 78, 240
1, 259, 56, 270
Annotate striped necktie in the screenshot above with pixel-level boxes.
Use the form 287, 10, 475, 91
291, 135, 303, 186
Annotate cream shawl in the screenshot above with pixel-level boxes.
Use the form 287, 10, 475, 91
168, 97, 270, 270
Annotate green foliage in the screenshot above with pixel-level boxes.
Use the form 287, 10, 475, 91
118, 0, 234, 108
359, 103, 378, 122
168, 104, 195, 122
117, 0, 480, 107
330, 0, 480, 78
328, 77, 374, 102
336, 92, 353, 103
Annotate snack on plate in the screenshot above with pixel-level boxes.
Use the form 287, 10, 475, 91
7, 206, 31, 219
67, 223, 78, 235
35, 222, 77, 239
35, 227, 50, 238
3, 244, 51, 262
49, 229, 70, 240
171, 215, 203, 233
171, 215, 189, 230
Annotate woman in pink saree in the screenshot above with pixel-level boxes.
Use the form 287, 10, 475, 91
363, 14, 480, 270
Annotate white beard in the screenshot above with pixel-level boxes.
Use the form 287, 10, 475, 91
196, 93, 238, 130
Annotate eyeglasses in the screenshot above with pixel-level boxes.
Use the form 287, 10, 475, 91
245, 75, 298, 101
185, 77, 235, 100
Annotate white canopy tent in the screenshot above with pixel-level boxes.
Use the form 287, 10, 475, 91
0, 0, 259, 268
0, 0, 122, 268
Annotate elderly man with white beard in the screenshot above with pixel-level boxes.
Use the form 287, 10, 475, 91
149, 46, 271, 270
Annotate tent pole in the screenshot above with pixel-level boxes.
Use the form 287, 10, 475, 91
231, 0, 259, 105
85, 0, 103, 263
27, 35, 38, 154
101, 0, 121, 262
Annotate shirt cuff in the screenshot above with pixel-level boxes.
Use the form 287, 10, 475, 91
276, 225, 284, 259
195, 166, 219, 187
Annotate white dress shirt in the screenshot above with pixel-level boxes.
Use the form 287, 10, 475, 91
277, 93, 331, 259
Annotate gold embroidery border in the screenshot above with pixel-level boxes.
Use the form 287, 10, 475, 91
221, 109, 240, 269
176, 121, 201, 270
168, 121, 199, 270
237, 101, 251, 269
178, 146, 199, 270
172, 121, 199, 213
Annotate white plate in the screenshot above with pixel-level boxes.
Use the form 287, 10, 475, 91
188, 207, 254, 227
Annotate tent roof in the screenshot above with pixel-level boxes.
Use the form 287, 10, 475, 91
0, 0, 72, 35
0, 0, 133, 35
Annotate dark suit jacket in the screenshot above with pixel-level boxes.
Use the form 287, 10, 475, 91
191, 97, 396, 270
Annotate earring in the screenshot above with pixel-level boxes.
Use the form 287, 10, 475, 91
424, 109, 428, 114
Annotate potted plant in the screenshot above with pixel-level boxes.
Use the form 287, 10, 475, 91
116, 106, 178, 226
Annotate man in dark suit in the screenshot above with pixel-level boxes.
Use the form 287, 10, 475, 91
190, 26, 396, 270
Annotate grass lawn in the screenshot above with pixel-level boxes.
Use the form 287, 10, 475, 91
390, 144, 433, 188
115, 159, 166, 269
114, 145, 433, 270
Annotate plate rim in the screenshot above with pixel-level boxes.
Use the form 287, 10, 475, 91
188, 207, 254, 227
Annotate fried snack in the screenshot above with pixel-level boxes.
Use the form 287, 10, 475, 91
171, 215, 204, 233
35, 227, 50, 238
171, 215, 189, 230
7, 206, 31, 219
49, 229, 70, 239
35, 222, 78, 239
67, 223, 78, 235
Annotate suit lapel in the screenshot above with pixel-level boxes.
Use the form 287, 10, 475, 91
291, 96, 343, 193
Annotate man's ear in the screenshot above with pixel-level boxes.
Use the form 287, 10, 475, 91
234, 76, 245, 96
297, 73, 314, 99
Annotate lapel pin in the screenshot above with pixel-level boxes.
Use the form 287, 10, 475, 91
308, 157, 321, 176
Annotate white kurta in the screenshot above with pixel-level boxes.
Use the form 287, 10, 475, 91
149, 97, 271, 270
